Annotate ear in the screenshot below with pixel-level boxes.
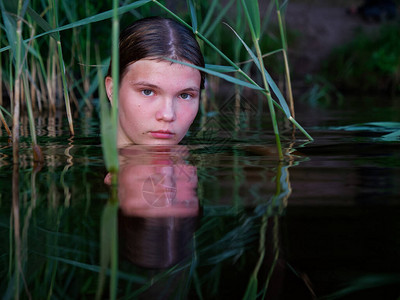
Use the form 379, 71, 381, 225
104, 172, 112, 185
105, 76, 113, 103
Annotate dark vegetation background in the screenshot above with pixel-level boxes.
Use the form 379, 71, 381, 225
1, 0, 399, 113
166, 0, 400, 99
285, 1, 400, 98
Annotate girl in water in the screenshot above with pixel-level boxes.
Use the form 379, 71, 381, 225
104, 20, 201, 268
105, 17, 205, 147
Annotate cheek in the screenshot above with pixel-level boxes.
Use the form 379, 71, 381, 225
120, 97, 145, 122
180, 105, 198, 127
190, 103, 199, 121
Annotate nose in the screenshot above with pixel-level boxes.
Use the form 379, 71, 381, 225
156, 98, 176, 122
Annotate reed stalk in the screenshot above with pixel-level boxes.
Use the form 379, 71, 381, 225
83, 0, 91, 101
110, 0, 119, 141
8, 56, 14, 114
30, 50, 37, 110
95, 0, 120, 295
84, 21, 93, 109
257, 49, 283, 159
50, 0, 74, 135
243, 0, 284, 159
12, 163, 21, 299
0, 108, 12, 137
261, 215, 280, 298
46, 40, 56, 112
109, 1, 119, 296
12, 0, 24, 165
22, 73, 43, 162
95, 19, 119, 174
275, 0, 295, 118
35, 59, 46, 111
0, 27, 2, 108
243, 212, 267, 299
31, 39, 47, 110
19, 14, 44, 162
243, 161, 289, 298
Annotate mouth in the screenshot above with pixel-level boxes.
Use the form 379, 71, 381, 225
150, 130, 175, 139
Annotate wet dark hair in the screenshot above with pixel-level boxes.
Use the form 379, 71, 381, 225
118, 213, 200, 269
107, 16, 205, 89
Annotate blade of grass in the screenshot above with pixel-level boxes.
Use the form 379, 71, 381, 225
275, 0, 295, 118
242, 0, 260, 39
0, 106, 12, 136
96, 49, 118, 173
0, 0, 23, 159
0, 0, 152, 54
225, 10, 313, 143
0, 43, 2, 110
109, 0, 120, 174
205, 64, 237, 73
243, 276, 258, 300
187, 0, 197, 33
166, 58, 263, 90
13, 0, 23, 164
224, 22, 291, 119
96, 200, 117, 300
109, 2, 119, 157
240, 0, 283, 159
320, 274, 400, 300
22, 72, 43, 162
94, 0, 122, 297
26, 6, 58, 40
0, 105, 12, 118
203, 0, 235, 39
50, 0, 74, 135
198, 0, 218, 33
233, 0, 245, 62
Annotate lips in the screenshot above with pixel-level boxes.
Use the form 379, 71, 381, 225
150, 130, 175, 139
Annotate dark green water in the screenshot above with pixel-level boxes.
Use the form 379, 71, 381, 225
0, 96, 399, 299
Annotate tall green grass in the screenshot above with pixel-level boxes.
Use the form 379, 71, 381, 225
0, 0, 312, 166
0, 3, 311, 296
157, 0, 312, 157
96, 0, 120, 298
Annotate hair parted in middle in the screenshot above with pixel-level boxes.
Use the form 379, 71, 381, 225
107, 16, 205, 89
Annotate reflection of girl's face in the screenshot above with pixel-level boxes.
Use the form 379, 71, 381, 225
106, 59, 201, 147
117, 147, 198, 218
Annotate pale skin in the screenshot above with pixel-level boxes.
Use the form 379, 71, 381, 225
105, 59, 201, 147
116, 145, 199, 218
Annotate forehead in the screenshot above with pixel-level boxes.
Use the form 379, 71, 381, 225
123, 59, 201, 84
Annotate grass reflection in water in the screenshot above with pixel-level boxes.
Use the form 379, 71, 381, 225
0, 120, 295, 299
1, 99, 400, 299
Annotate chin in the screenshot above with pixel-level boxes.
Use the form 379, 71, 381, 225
150, 139, 180, 145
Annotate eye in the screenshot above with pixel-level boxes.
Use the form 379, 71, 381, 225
180, 93, 192, 100
142, 89, 154, 96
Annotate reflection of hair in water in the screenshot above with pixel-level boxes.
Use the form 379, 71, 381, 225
118, 210, 200, 269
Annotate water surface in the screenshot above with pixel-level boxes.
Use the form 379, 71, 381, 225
0, 96, 399, 299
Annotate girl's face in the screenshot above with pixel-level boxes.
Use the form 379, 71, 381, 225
106, 59, 201, 147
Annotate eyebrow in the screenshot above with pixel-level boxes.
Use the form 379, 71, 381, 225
131, 82, 158, 89
131, 81, 200, 93
180, 87, 201, 93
